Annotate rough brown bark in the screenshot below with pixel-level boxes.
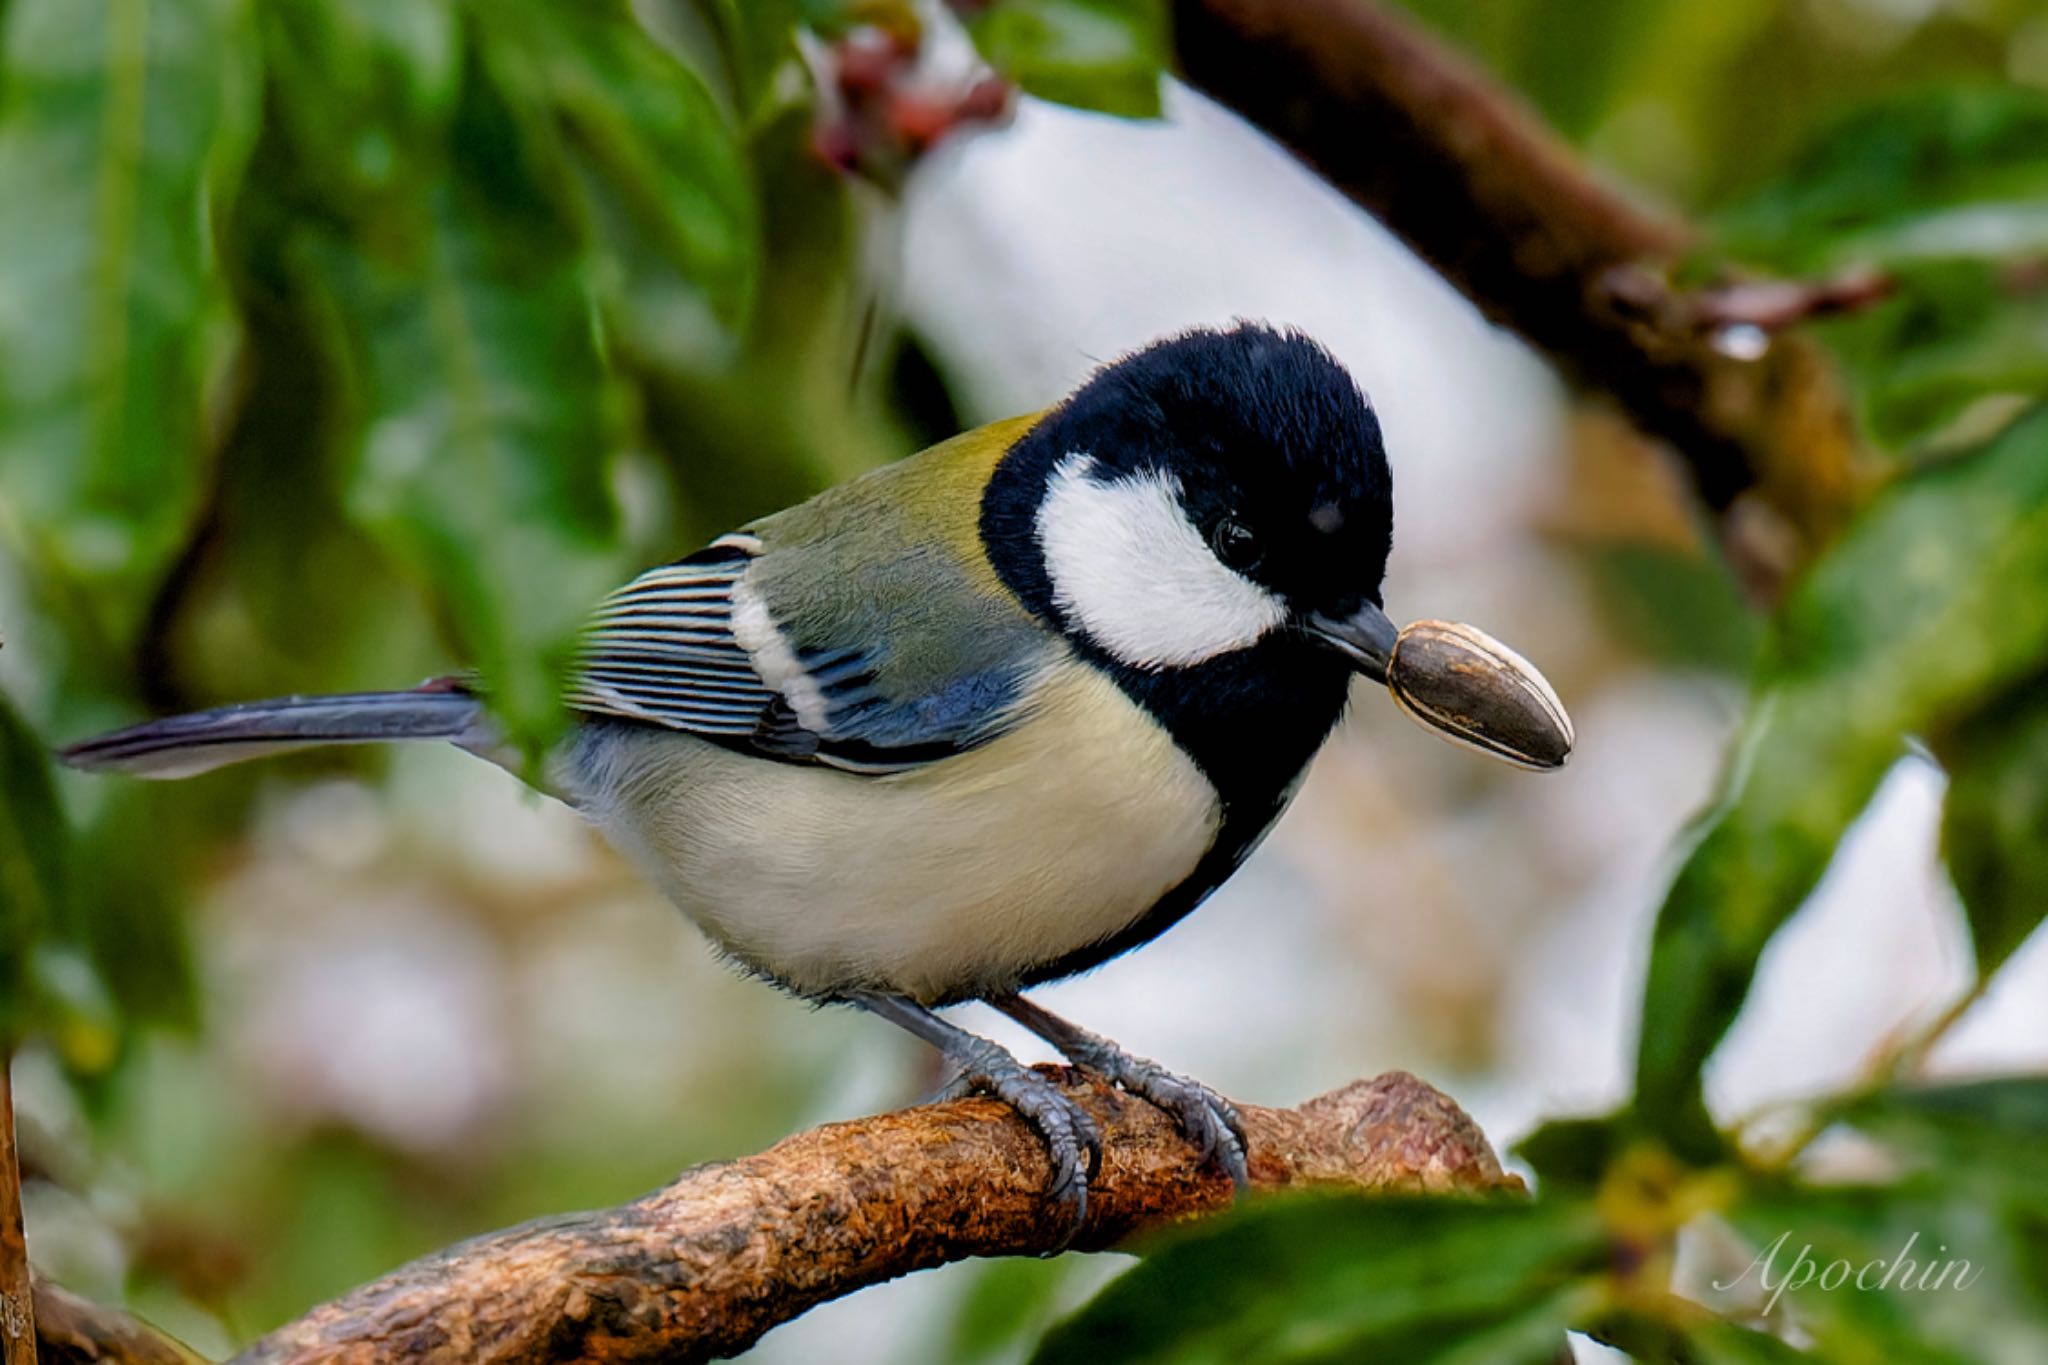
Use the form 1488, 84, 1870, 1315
1174, 0, 1870, 588
233, 1070, 1509, 1364
2, 1058, 37, 1365
31, 1279, 203, 1365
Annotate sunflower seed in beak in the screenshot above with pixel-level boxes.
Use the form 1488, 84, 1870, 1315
1383, 619, 1573, 771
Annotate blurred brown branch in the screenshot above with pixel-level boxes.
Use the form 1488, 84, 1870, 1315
198, 1070, 1509, 1365
3, 1058, 37, 1365
1692, 266, 1896, 334
32, 1277, 204, 1365
1174, 0, 1873, 592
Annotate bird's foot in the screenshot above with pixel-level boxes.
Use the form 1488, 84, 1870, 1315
943, 1035, 1103, 1240
1067, 1040, 1250, 1189
992, 996, 1250, 1189
847, 992, 1101, 1247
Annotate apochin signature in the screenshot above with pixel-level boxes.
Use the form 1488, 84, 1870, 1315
1716, 1230, 1983, 1315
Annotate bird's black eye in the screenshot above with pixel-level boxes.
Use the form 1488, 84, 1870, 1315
1211, 516, 1261, 571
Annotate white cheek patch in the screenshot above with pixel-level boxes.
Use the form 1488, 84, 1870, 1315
1035, 454, 1288, 669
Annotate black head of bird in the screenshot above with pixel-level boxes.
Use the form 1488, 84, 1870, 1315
985, 323, 1397, 682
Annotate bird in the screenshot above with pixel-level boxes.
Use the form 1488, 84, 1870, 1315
62, 323, 1568, 1230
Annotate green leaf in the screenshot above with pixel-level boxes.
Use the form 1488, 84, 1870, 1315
66, 783, 201, 1034
1579, 543, 1762, 675
1030, 1194, 1606, 1365
966, 0, 1167, 119
1681, 1318, 1818, 1363
1503, 0, 1674, 140
1831, 1078, 2048, 1203
478, 0, 758, 350
1715, 87, 2048, 275
0, 0, 260, 612
694, 0, 802, 122
337, 50, 625, 758
1514, 1112, 1635, 1192
786, 0, 913, 41
1726, 1179, 2046, 1363
1939, 677, 2048, 979
1712, 88, 2048, 453
949, 1256, 1084, 1363
1810, 259, 2048, 454
1634, 404, 2048, 1157
255, 0, 461, 209
1591, 1309, 1818, 1363
0, 692, 68, 1044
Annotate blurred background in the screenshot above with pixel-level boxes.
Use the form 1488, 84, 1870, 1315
3, 1, 2046, 1361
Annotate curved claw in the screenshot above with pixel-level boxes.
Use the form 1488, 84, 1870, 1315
957, 1052, 1101, 1248
848, 992, 1101, 1247
933, 1067, 1104, 1180
988, 997, 1250, 1190
1120, 1063, 1250, 1189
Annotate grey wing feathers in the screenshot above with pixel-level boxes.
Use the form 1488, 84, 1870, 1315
565, 536, 1046, 774
565, 551, 778, 739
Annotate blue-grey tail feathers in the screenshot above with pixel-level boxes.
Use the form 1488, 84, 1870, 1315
58, 688, 490, 780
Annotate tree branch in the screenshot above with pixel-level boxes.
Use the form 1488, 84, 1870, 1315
1173, 0, 1872, 588
3, 1055, 37, 1365
232, 1070, 1509, 1364
32, 1278, 203, 1365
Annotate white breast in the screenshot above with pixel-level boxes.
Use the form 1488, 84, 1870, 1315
565, 661, 1222, 1002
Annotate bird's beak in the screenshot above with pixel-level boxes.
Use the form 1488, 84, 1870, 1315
1305, 602, 1398, 684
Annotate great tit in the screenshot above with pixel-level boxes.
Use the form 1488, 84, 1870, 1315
63, 323, 1570, 1227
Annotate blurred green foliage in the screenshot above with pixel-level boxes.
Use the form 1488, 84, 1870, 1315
1635, 403, 2048, 1158
0, 0, 258, 618
0, 693, 67, 1046
1715, 86, 2048, 453
964, 0, 1169, 118
1, 0, 2046, 1362
1034, 1196, 1610, 1364
1942, 682, 2048, 977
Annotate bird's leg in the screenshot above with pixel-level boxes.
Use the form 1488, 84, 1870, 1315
846, 992, 1103, 1238
989, 994, 1250, 1190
